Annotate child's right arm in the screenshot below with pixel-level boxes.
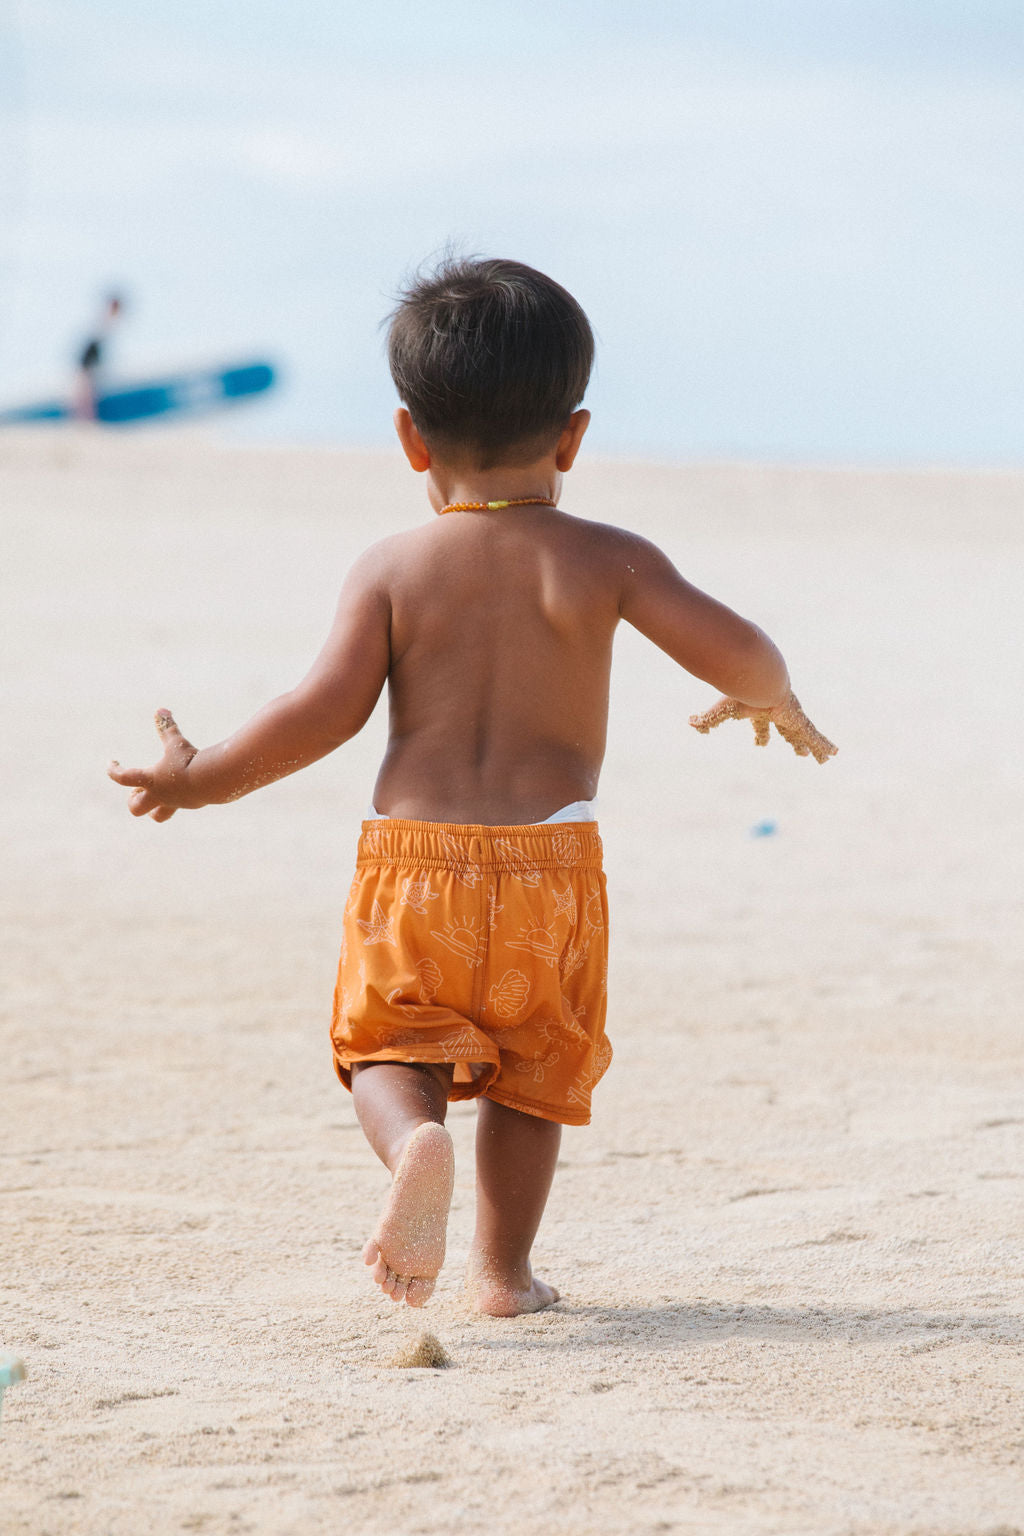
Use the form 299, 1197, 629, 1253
617, 534, 836, 762
108, 547, 393, 820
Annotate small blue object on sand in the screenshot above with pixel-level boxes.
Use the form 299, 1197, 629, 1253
0, 1355, 26, 1424
750, 819, 778, 838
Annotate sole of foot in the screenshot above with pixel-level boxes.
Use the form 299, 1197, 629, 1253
363, 1122, 455, 1307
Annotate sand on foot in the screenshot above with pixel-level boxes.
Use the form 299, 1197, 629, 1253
465, 1259, 560, 1318
362, 1122, 455, 1307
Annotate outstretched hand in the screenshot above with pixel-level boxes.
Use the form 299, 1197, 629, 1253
689, 691, 837, 763
108, 710, 201, 821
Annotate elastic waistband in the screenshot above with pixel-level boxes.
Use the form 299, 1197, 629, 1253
357, 818, 603, 873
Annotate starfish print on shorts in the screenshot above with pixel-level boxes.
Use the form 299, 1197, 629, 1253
356, 900, 396, 946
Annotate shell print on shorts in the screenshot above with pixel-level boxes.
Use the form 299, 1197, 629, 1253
488, 968, 531, 1021
415, 956, 443, 1002
379, 1026, 430, 1052
434, 1026, 486, 1058
493, 838, 543, 885
373, 961, 443, 1023
552, 829, 582, 865
400, 876, 440, 916
436, 830, 482, 888
505, 924, 561, 967
356, 900, 396, 946
433, 917, 486, 968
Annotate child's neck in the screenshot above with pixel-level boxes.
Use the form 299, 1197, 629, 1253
428, 464, 562, 516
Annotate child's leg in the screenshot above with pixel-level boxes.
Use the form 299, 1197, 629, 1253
467, 1098, 562, 1316
352, 1061, 455, 1308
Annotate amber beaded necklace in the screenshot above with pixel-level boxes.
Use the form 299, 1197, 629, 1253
437, 495, 557, 516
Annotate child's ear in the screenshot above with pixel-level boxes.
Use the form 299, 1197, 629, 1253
555, 409, 590, 472
394, 408, 432, 472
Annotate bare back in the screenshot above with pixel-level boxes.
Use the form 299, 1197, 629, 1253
109, 500, 794, 823
373, 507, 624, 824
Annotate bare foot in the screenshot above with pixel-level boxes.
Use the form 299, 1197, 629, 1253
465, 1255, 560, 1317
362, 1122, 455, 1307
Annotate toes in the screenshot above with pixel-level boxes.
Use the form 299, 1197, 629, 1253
363, 1238, 434, 1305
390, 1274, 410, 1304
405, 1277, 435, 1308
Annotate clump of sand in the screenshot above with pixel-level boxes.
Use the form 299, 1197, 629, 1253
388, 1332, 451, 1369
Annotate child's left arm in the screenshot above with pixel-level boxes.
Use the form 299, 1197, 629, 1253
108, 548, 392, 821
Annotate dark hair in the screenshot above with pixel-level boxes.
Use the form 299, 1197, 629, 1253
387, 256, 594, 466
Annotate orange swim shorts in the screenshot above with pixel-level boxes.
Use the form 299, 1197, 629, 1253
330, 818, 611, 1126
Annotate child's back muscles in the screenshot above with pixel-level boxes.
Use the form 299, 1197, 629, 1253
369, 505, 788, 825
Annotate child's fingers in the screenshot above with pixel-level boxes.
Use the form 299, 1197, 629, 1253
127, 786, 164, 817
775, 720, 836, 763
773, 707, 838, 763
154, 709, 194, 756
806, 730, 838, 763
149, 804, 177, 823
108, 762, 153, 789
689, 698, 744, 734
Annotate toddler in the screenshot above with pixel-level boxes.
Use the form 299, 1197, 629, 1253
110, 258, 835, 1316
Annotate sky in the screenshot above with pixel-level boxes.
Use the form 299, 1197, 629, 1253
0, 0, 1021, 464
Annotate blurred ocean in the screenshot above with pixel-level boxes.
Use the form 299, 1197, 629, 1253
0, 0, 1020, 464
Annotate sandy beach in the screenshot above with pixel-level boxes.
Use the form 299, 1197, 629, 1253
2, 429, 1023, 1535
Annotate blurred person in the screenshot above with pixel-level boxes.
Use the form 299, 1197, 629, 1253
74, 291, 124, 420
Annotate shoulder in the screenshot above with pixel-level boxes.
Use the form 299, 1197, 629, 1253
557, 515, 681, 594
559, 512, 669, 559
343, 525, 429, 588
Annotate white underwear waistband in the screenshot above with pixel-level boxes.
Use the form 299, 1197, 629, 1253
365, 798, 597, 826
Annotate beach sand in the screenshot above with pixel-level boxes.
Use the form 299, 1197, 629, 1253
2, 429, 1023, 1535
